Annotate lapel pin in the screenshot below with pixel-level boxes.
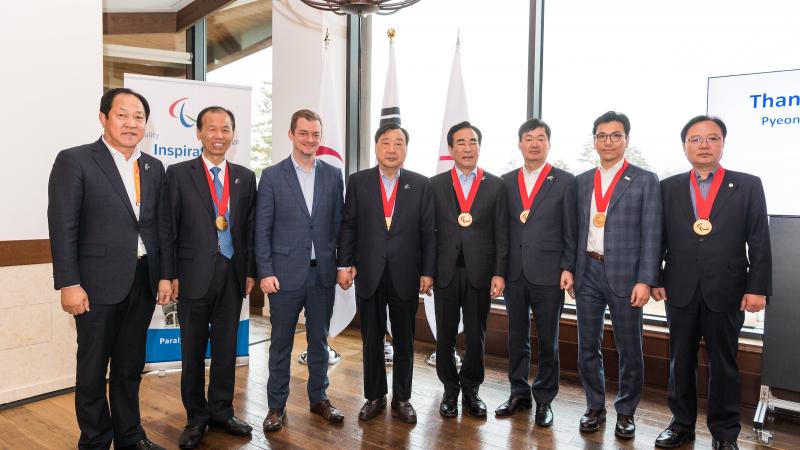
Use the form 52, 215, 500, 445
404, 184, 411, 190
144, 163, 150, 171
481, 176, 487, 181
624, 175, 631, 181
728, 182, 734, 188
235, 178, 241, 184
547, 175, 554, 181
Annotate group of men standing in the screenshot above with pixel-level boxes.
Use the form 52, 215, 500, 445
48, 87, 770, 450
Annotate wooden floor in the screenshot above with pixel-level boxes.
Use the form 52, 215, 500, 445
2, 315, 799, 449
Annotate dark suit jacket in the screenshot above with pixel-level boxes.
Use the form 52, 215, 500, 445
254, 157, 343, 291
574, 162, 663, 297
431, 169, 508, 289
659, 169, 772, 311
167, 156, 256, 299
502, 166, 577, 286
338, 167, 436, 301
48, 138, 173, 304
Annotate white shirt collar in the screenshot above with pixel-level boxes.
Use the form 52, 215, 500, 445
102, 137, 140, 162
522, 162, 547, 177
291, 155, 316, 172
597, 158, 625, 175
379, 167, 401, 181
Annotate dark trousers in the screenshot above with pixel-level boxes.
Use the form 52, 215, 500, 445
504, 278, 564, 404
358, 267, 419, 401
74, 257, 155, 450
666, 285, 745, 442
434, 266, 490, 397
178, 254, 243, 426
267, 265, 334, 408
576, 257, 643, 415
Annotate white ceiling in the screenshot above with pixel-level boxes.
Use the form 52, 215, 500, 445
103, 0, 195, 13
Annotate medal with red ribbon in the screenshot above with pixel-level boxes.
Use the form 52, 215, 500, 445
592, 160, 629, 228
204, 162, 231, 231
690, 166, 725, 236
379, 171, 399, 230
517, 163, 552, 223
450, 167, 484, 227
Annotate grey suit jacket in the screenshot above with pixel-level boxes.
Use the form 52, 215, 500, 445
574, 162, 663, 297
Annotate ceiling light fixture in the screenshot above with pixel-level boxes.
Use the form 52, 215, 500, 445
298, 0, 421, 16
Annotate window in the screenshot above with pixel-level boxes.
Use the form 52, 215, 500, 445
103, 32, 190, 90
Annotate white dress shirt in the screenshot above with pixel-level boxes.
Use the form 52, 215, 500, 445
522, 163, 546, 196
291, 155, 317, 260
587, 158, 625, 254
103, 137, 146, 257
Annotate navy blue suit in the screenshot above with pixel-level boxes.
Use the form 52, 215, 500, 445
255, 156, 343, 408
574, 162, 662, 415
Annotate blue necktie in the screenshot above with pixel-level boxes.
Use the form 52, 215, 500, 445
210, 167, 234, 259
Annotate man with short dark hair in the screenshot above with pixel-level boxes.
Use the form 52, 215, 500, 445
167, 106, 256, 448
48, 88, 172, 450
256, 109, 345, 432
431, 121, 508, 418
574, 111, 662, 440
495, 118, 576, 427
653, 116, 771, 450
338, 123, 436, 424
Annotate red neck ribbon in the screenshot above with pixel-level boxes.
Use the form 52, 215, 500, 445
518, 163, 552, 211
379, 171, 399, 220
450, 167, 484, 213
690, 166, 726, 219
593, 160, 629, 213
203, 162, 230, 217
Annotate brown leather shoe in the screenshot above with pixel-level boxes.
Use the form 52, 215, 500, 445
262, 408, 286, 432
391, 399, 417, 424
358, 397, 387, 421
310, 399, 345, 423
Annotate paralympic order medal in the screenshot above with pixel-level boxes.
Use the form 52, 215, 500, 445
519, 209, 530, 224
693, 218, 712, 236
592, 212, 606, 228
458, 212, 473, 227
215, 215, 228, 231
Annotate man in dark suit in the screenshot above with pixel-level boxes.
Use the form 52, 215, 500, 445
48, 88, 172, 450
256, 109, 345, 432
431, 121, 508, 418
338, 123, 436, 424
166, 107, 256, 448
573, 111, 662, 439
653, 116, 771, 450
495, 118, 577, 427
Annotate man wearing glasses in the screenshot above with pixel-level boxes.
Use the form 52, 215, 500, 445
652, 116, 771, 450
573, 111, 662, 440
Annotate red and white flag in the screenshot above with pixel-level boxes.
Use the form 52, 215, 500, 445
316, 35, 355, 339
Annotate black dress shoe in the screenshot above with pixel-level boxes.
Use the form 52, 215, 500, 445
462, 393, 487, 417
655, 427, 696, 448
495, 397, 533, 417
439, 395, 458, 418
614, 414, 635, 439
579, 408, 606, 432
712, 438, 739, 450
358, 397, 387, 421
210, 416, 252, 436
117, 438, 166, 450
178, 425, 205, 449
263, 408, 286, 432
310, 399, 345, 423
534, 403, 553, 427
391, 399, 418, 423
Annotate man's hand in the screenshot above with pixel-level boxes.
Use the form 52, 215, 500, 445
741, 293, 767, 313
261, 276, 280, 294
337, 269, 353, 290
651, 287, 667, 302
157, 279, 172, 305
490, 276, 505, 299
61, 285, 90, 315
630, 282, 650, 308
245, 277, 256, 295
171, 279, 180, 302
560, 270, 574, 299
419, 276, 433, 296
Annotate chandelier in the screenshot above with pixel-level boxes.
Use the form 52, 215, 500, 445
298, 0, 422, 15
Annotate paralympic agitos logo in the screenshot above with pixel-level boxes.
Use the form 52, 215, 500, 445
168, 97, 197, 128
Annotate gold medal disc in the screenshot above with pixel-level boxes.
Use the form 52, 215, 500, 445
215, 215, 228, 231
385, 217, 392, 229
592, 212, 606, 228
519, 209, 530, 224
458, 212, 473, 227
693, 219, 712, 236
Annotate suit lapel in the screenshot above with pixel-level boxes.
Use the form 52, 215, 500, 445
90, 140, 137, 222
228, 162, 241, 223
138, 156, 151, 217
710, 170, 736, 221
607, 165, 636, 213
282, 158, 311, 219
189, 157, 216, 221
529, 171, 556, 218
391, 170, 409, 233
675, 172, 695, 223
580, 172, 594, 225
310, 161, 324, 220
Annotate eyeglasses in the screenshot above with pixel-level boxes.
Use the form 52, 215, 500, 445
686, 135, 722, 145
594, 132, 626, 142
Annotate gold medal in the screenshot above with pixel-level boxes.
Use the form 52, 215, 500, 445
215, 215, 228, 231
592, 212, 606, 228
693, 218, 712, 235
385, 217, 392, 229
457, 212, 473, 227
519, 209, 530, 224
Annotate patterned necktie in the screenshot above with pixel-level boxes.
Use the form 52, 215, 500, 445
210, 167, 234, 259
